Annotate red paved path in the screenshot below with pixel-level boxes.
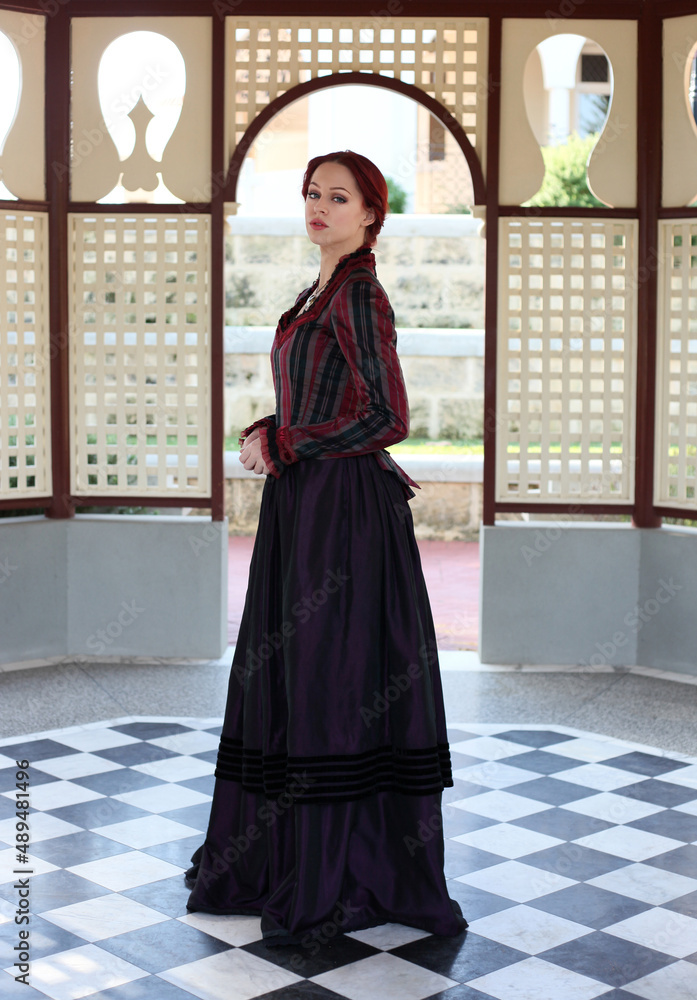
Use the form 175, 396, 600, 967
227, 537, 479, 651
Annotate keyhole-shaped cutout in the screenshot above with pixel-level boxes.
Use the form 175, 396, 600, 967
523, 34, 613, 206
97, 30, 186, 201
0, 30, 21, 200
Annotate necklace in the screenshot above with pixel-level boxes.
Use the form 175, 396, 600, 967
299, 274, 329, 315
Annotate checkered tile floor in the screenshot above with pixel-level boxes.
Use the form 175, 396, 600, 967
2, 718, 697, 1000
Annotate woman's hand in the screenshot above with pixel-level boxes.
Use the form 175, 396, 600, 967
239, 429, 270, 475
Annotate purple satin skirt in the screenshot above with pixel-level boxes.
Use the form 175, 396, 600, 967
186, 454, 467, 945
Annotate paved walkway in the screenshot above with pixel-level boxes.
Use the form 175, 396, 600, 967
227, 537, 479, 651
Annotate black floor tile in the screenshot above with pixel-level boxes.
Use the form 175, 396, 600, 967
511, 807, 613, 841
51, 798, 149, 829
244, 931, 379, 979
72, 769, 167, 795
178, 774, 216, 796
645, 845, 697, 878
616, 778, 697, 808
255, 984, 361, 1000
662, 888, 697, 917
94, 743, 181, 766
443, 809, 498, 840
495, 730, 576, 748
87, 976, 200, 1000
19, 868, 109, 911
604, 752, 691, 778
160, 802, 212, 829
445, 881, 515, 921
98, 917, 231, 973
0, 913, 87, 963
141, 835, 202, 867
539, 930, 674, 987
501, 750, 587, 775
503, 776, 596, 806
628, 809, 697, 843
112, 722, 194, 740
529, 882, 651, 929
122, 875, 193, 918
1, 739, 78, 762
521, 843, 632, 882
438, 844, 506, 876
29, 831, 132, 866
0, 765, 59, 792
392, 931, 525, 982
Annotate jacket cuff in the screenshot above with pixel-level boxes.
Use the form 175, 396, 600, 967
259, 425, 296, 479
239, 415, 275, 447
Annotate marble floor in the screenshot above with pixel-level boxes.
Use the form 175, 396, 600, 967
2, 715, 697, 1000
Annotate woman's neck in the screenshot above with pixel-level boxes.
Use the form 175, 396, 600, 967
318, 242, 367, 287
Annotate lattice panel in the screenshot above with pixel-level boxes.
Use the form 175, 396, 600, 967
227, 18, 486, 156
497, 218, 638, 503
655, 221, 697, 509
70, 214, 210, 497
0, 211, 51, 499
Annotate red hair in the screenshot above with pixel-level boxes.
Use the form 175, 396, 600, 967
301, 150, 389, 247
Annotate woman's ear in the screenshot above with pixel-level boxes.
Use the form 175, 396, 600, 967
363, 208, 376, 225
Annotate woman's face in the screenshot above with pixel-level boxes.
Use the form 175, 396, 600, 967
305, 161, 375, 257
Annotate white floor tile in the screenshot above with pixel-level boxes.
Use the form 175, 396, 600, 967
113, 783, 211, 814
67, 851, 183, 892
562, 792, 664, 825
463, 790, 550, 822
41, 893, 170, 942
542, 737, 629, 763
159, 947, 302, 1000
311, 952, 458, 1000
674, 799, 697, 817
659, 764, 697, 789
177, 912, 264, 947
554, 763, 644, 791
93, 815, 200, 849
132, 755, 214, 782
468, 903, 593, 954
627, 960, 697, 999
452, 762, 540, 789
0, 848, 58, 882
604, 907, 697, 958
455, 860, 576, 902
467, 956, 612, 1000
11, 781, 104, 812
452, 822, 563, 859
32, 753, 124, 780
345, 923, 431, 950
12, 943, 147, 1000
587, 862, 697, 904
450, 736, 528, 761
0, 812, 81, 845
148, 731, 220, 755
43, 730, 141, 753
574, 825, 685, 861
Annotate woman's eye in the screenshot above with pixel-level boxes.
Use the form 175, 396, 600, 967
333, 196, 346, 203
308, 191, 319, 199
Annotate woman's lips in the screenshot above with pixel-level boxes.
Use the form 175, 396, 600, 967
310, 220, 328, 229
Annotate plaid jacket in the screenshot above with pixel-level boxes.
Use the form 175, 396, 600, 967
240, 245, 419, 497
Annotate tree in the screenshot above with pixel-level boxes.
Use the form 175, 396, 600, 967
526, 132, 605, 208
385, 176, 407, 213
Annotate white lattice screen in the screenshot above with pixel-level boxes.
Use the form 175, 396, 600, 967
0, 210, 51, 499
69, 214, 210, 497
655, 221, 697, 508
496, 218, 637, 503
227, 18, 487, 158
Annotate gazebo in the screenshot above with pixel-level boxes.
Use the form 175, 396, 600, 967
1, 0, 696, 675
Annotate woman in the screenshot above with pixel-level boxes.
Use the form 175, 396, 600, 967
186, 150, 467, 947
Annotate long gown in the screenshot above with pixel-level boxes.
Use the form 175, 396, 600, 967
186, 245, 467, 947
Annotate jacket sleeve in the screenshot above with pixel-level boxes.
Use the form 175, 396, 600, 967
239, 415, 276, 448
258, 276, 410, 477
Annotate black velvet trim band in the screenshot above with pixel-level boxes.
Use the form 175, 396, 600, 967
214, 737, 454, 800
